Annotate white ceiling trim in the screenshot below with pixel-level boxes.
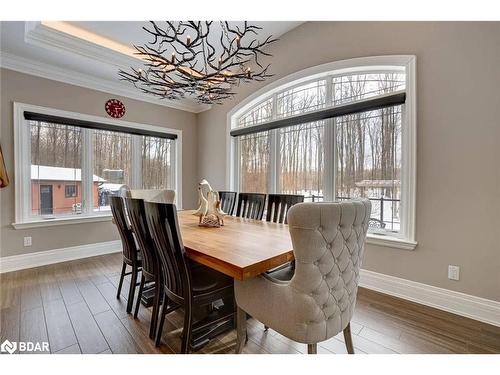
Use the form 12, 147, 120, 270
24, 22, 140, 68
0, 52, 211, 113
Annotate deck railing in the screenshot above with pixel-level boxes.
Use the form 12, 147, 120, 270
307, 195, 401, 230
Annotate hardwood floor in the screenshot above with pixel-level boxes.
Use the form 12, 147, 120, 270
1, 253, 498, 354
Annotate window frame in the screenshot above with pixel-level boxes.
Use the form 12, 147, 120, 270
64, 184, 78, 198
227, 55, 417, 250
13, 102, 182, 229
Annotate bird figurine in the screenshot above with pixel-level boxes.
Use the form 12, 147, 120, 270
214, 191, 227, 224
193, 179, 226, 227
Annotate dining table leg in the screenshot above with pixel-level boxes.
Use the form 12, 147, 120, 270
235, 305, 247, 354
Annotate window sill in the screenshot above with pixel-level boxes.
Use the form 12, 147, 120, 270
12, 214, 113, 229
366, 233, 417, 250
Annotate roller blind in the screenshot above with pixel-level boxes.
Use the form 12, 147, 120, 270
230, 91, 406, 137
24, 111, 178, 140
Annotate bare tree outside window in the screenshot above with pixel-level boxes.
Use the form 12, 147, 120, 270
142, 136, 173, 190
277, 80, 327, 199
93, 129, 132, 211
235, 70, 405, 233
239, 131, 270, 193
280, 121, 325, 199
277, 80, 327, 118
335, 106, 402, 231
238, 98, 273, 128
332, 73, 405, 105
30, 121, 83, 216
333, 74, 403, 231
24, 117, 178, 222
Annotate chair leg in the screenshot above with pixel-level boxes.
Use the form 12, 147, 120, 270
116, 262, 126, 299
155, 293, 168, 347
307, 343, 317, 354
134, 274, 145, 319
126, 266, 138, 314
343, 323, 355, 354
149, 280, 161, 339
181, 300, 193, 354
235, 305, 247, 354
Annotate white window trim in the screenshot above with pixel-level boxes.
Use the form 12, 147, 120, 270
12, 102, 183, 229
226, 55, 417, 250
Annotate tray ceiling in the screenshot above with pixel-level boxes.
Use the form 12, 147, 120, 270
0, 21, 302, 113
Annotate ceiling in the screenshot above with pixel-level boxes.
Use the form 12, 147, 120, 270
0, 21, 303, 112
71, 21, 300, 50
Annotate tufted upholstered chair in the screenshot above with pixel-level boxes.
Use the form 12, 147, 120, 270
234, 199, 371, 354
130, 189, 175, 204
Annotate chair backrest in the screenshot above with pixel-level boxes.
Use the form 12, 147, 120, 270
110, 196, 138, 264
131, 189, 175, 204
287, 199, 371, 338
125, 198, 159, 278
265, 194, 304, 224
117, 185, 131, 198
218, 191, 237, 215
235, 193, 266, 220
144, 202, 191, 304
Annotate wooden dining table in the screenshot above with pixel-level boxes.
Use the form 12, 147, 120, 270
177, 210, 294, 280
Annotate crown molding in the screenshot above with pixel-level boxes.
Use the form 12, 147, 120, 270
24, 21, 140, 69
0, 52, 210, 113
20, 22, 212, 113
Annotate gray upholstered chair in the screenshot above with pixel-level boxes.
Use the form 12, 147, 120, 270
234, 199, 371, 354
130, 189, 175, 204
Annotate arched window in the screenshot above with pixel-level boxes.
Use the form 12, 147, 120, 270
228, 56, 416, 249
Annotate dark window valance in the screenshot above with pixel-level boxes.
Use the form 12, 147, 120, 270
230, 91, 406, 137
24, 111, 178, 140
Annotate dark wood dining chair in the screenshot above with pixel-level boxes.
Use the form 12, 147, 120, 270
125, 198, 162, 339
144, 202, 235, 353
235, 193, 266, 220
218, 191, 237, 216
110, 196, 141, 314
265, 194, 304, 224
263, 194, 305, 313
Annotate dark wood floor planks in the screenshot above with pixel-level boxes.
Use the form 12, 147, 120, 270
74, 277, 111, 316
95, 281, 130, 320
0, 306, 21, 352
94, 310, 142, 354
43, 298, 78, 353
38, 264, 63, 303
20, 268, 43, 312
54, 344, 82, 354
19, 307, 49, 354
65, 301, 110, 354
0, 252, 498, 354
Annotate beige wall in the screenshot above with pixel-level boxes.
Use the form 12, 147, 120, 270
1, 22, 499, 302
196, 22, 500, 301
0, 68, 198, 257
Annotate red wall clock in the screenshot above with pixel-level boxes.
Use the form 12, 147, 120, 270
105, 99, 126, 118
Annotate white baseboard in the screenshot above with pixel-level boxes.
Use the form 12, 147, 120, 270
0, 240, 122, 273
360, 269, 500, 327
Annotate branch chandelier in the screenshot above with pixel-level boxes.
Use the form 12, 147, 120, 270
119, 21, 278, 104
